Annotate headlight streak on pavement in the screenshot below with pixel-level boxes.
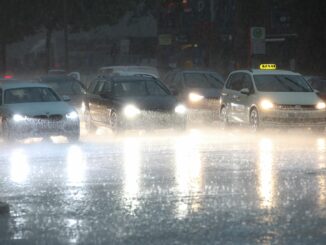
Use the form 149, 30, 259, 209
257, 138, 275, 209
66, 145, 86, 186
174, 133, 203, 219
10, 149, 30, 184
123, 137, 141, 213
316, 138, 326, 211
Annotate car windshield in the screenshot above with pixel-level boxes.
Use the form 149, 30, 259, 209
4, 87, 60, 104
254, 75, 313, 92
41, 77, 86, 95
308, 78, 326, 92
113, 80, 170, 97
184, 73, 222, 89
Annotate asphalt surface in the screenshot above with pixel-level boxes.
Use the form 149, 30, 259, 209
0, 127, 326, 244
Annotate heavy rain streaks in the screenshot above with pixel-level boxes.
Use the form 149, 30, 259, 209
0, 128, 325, 244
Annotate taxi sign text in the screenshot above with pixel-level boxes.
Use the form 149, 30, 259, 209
260, 64, 277, 70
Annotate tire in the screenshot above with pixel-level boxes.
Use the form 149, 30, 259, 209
84, 109, 96, 133
220, 106, 230, 129
249, 108, 260, 132
2, 119, 15, 142
110, 110, 123, 134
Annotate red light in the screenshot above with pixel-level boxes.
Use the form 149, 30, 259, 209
4, 75, 13, 79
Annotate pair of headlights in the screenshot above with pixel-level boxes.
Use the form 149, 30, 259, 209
123, 104, 187, 119
260, 99, 326, 110
12, 111, 79, 122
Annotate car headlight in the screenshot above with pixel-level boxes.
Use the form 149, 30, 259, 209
123, 104, 140, 118
260, 99, 274, 110
66, 111, 79, 120
316, 102, 326, 110
175, 104, 187, 114
13, 114, 26, 122
189, 92, 204, 102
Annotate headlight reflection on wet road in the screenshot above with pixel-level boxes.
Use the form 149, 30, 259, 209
257, 138, 275, 209
316, 138, 326, 211
174, 133, 203, 219
123, 137, 141, 212
10, 149, 30, 184
66, 145, 86, 186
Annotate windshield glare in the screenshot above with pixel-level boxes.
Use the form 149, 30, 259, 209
254, 75, 313, 92
4, 87, 60, 104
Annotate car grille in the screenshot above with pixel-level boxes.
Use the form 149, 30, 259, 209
32, 114, 63, 121
275, 104, 316, 110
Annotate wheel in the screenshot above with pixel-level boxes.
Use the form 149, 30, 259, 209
220, 106, 230, 129
2, 119, 15, 142
84, 109, 96, 133
110, 110, 123, 134
249, 108, 260, 132
66, 131, 80, 143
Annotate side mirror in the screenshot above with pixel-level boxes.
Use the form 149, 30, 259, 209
314, 89, 320, 94
62, 95, 71, 102
68, 72, 81, 81
240, 88, 250, 95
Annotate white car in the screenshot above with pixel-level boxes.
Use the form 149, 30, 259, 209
0, 81, 80, 142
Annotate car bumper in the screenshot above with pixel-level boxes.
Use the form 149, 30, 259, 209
260, 109, 326, 127
121, 111, 186, 129
9, 119, 80, 138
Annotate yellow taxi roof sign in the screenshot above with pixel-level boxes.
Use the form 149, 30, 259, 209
260, 64, 277, 70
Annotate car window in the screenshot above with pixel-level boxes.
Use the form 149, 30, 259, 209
226, 73, 243, 91
94, 81, 105, 94
102, 81, 112, 93
171, 72, 183, 91
88, 79, 99, 93
146, 80, 169, 96
254, 75, 313, 92
184, 73, 220, 89
206, 74, 224, 89
242, 74, 254, 92
72, 81, 86, 95
164, 72, 176, 85
4, 87, 60, 104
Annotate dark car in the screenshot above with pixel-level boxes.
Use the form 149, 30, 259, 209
305, 76, 326, 101
163, 69, 224, 121
38, 75, 87, 115
84, 75, 187, 133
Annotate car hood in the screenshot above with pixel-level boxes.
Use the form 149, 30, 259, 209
184, 88, 221, 99
4, 102, 75, 116
258, 92, 321, 105
113, 96, 179, 111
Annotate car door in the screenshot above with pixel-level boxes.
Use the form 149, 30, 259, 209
97, 80, 113, 124
236, 73, 254, 122
88, 80, 105, 122
222, 73, 244, 122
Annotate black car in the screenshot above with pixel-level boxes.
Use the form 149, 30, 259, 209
38, 75, 87, 115
163, 69, 224, 121
84, 75, 187, 132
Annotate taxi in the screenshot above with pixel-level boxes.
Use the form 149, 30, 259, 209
220, 64, 326, 131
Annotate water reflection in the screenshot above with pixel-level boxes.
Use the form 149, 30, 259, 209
316, 138, 326, 210
66, 145, 86, 186
123, 137, 141, 212
10, 149, 30, 183
174, 134, 203, 219
257, 138, 275, 209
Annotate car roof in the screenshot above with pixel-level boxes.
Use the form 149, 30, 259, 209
109, 75, 159, 82
170, 68, 221, 73
0, 81, 49, 90
231, 69, 301, 76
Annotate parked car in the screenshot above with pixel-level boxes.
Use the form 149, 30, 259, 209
220, 66, 326, 131
84, 75, 187, 133
0, 81, 80, 141
38, 75, 87, 116
163, 69, 224, 121
97, 66, 160, 79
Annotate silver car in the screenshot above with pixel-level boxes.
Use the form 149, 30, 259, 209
220, 68, 326, 131
0, 81, 80, 141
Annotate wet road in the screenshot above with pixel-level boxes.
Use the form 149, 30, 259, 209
0, 128, 326, 244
